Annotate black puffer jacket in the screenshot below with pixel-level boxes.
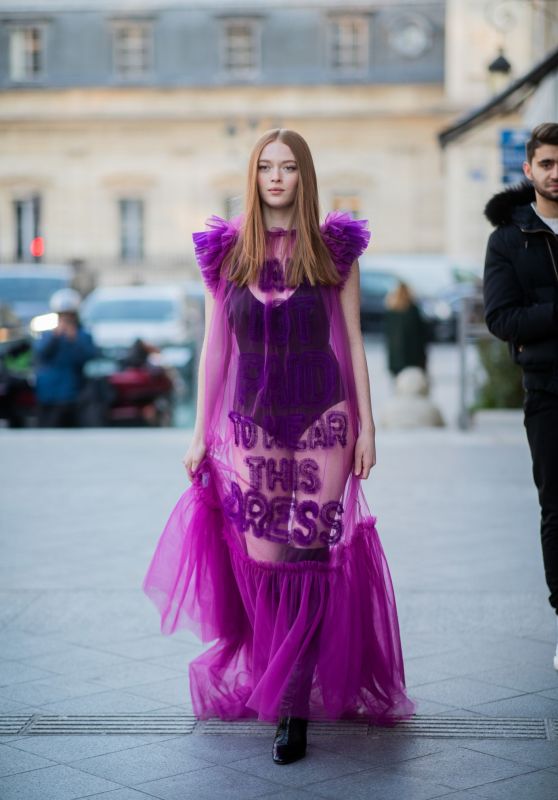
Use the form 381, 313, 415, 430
483, 182, 558, 392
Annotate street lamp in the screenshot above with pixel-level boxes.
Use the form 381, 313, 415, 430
488, 47, 512, 93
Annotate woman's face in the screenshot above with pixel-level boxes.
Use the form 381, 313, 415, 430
256, 140, 299, 212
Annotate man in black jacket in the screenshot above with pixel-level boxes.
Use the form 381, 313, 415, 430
484, 123, 558, 669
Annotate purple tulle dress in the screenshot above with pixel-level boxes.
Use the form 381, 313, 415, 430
142, 211, 416, 724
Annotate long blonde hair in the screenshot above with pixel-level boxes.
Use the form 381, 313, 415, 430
386, 281, 414, 311
226, 129, 340, 287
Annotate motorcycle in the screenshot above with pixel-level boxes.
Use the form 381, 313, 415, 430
0, 336, 180, 428
80, 339, 179, 427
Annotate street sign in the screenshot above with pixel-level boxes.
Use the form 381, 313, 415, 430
500, 128, 530, 185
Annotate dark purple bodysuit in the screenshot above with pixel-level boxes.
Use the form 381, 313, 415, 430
227, 279, 344, 449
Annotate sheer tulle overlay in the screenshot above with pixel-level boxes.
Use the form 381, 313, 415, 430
142, 211, 415, 723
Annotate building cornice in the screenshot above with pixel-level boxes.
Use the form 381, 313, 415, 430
0, 83, 449, 123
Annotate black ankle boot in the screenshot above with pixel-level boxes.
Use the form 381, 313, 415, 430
272, 716, 308, 764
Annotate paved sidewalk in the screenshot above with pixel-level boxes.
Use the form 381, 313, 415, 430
1, 417, 558, 800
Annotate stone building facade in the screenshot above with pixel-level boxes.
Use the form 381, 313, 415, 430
0, 0, 551, 286
441, 0, 558, 266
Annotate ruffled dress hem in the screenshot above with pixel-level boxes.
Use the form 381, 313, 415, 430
142, 458, 416, 724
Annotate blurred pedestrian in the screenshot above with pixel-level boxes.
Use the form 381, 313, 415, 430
33, 288, 98, 427
143, 128, 414, 766
384, 281, 428, 377
483, 122, 558, 669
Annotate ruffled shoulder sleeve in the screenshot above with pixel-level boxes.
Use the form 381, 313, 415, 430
192, 214, 242, 296
320, 211, 371, 287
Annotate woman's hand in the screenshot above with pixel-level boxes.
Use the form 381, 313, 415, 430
353, 428, 376, 479
182, 436, 206, 481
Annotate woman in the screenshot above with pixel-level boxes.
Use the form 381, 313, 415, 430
142, 129, 415, 764
384, 281, 428, 377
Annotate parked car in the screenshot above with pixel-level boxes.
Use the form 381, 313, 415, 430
358, 254, 483, 340
0, 317, 35, 427
418, 282, 482, 342
358, 269, 400, 333
0, 265, 74, 327
79, 284, 202, 399
359, 254, 481, 297
0, 302, 26, 346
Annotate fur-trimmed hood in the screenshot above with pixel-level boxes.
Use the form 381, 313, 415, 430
484, 182, 535, 227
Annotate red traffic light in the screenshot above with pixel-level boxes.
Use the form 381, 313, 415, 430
30, 236, 44, 258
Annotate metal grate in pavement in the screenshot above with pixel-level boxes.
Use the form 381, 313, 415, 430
197, 720, 369, 736
197, 720, 274, 736
0, 716, 29, 735
306, 721, 370, 736
0, 714, 554, 738
0, 714, 197, 736
377, 715, 548, 739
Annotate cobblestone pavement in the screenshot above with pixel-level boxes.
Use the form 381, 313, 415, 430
1, 389, 557, 798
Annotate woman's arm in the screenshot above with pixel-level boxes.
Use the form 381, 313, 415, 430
339, 259, 376, 479
182, 288, 215, 480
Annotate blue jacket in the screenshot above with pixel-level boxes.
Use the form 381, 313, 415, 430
33, 326, 98, 404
